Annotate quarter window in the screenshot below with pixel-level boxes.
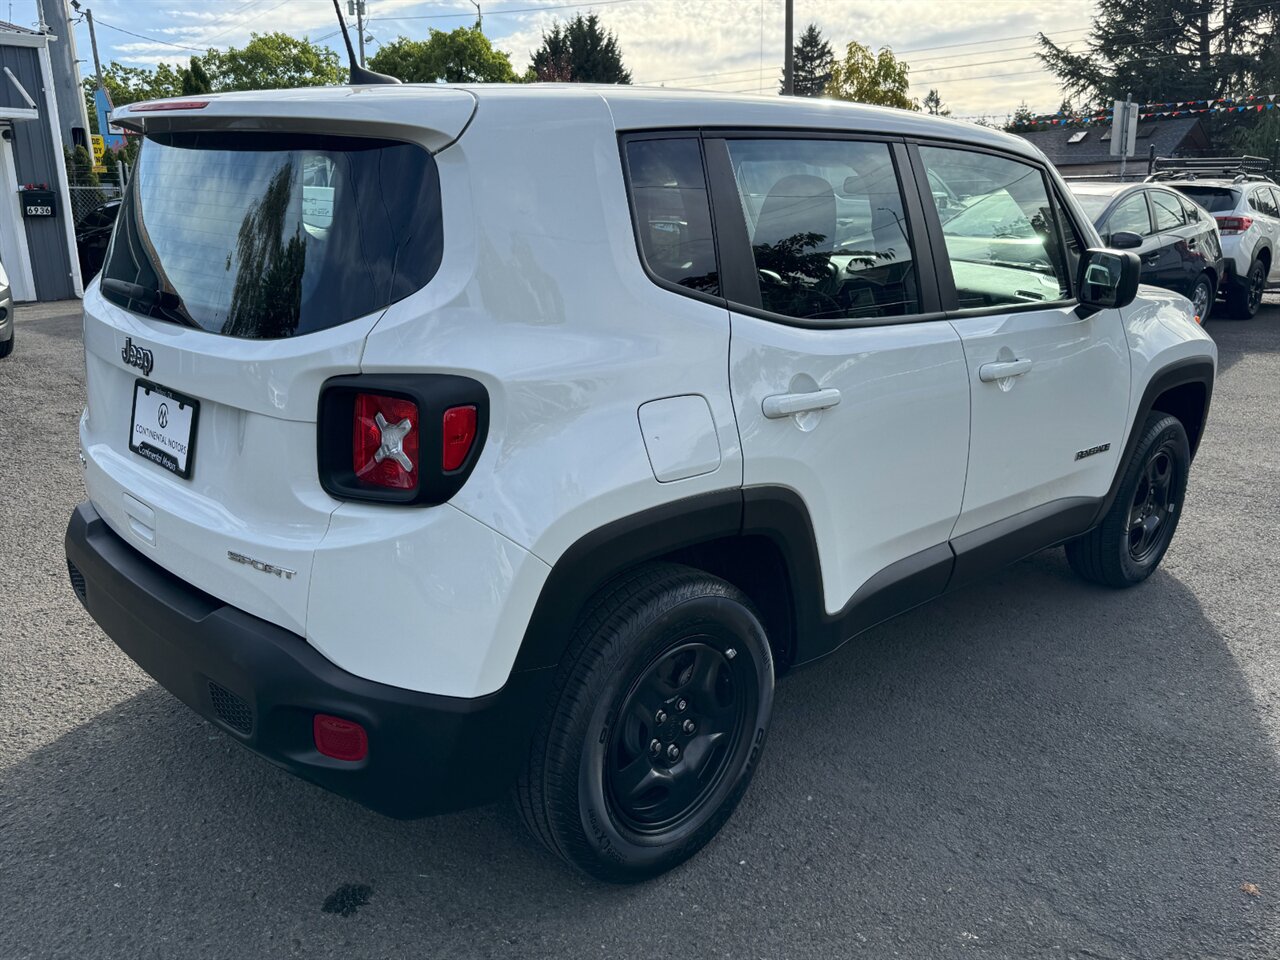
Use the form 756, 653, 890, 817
624, 138, 719, 296
725, 138, 920, 322
918, 146, 1070, 308
1106, 193, 1153, 238
1149, 190, 1186, 231
1251, 187, 1279, 218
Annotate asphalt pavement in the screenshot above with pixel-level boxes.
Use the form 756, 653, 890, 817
2, 297, 1279, 959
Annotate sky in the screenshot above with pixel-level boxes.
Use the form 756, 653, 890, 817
12, 0, 1102, 121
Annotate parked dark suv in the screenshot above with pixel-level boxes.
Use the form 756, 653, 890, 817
1068, 182, 1224, 322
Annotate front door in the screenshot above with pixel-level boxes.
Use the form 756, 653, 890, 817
715, 135, 971, 615
914, 144, 1130, 541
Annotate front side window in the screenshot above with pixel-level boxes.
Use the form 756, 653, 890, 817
726, 138, 920, 322
919, 146, 1069, 308
1105, 193, 1153, 238
1149, 190, 1186, 231
102, 132, 442, 339
624, 138, 719, 296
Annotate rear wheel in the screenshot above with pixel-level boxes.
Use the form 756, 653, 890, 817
1225, 258, 1266, 319
0, 333, 11, 359
1066, 413, 1190, 588
516, 563, 774, 883
1189, 273, 1214, 324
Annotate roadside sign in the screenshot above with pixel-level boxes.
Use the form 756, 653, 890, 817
90, 134, 105, 162
92, 164, 107, 174
1110, 98, 1138, 157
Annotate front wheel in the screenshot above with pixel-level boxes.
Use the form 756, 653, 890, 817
0, 334, 12, 359
516, 563, 774, 882
1066, 413, 1190, 588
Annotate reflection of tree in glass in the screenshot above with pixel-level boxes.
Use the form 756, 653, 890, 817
753, 231, 832, 283
678, 270, 720, 294
224, 162, 306, 338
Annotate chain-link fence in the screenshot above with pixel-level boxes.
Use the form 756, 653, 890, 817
67, 177, 124, 226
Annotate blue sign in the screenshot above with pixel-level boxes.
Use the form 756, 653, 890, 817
94, 87, 126, 152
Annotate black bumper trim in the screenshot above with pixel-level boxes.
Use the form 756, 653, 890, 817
64, 502, 552, 818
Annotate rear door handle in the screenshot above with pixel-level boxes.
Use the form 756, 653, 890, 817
762, 388, 842, 419
978, 358, 1033, 382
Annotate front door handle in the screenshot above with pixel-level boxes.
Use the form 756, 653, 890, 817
762, 388, 842, 419
978, 358, 1033, 382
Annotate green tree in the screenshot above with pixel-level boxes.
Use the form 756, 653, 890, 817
782, 23, 833, 97
923, 88, 949, 116
369, 28, 519, 83
1005, 101, 1036, 132
824, 41, 916, 110
64, 144, 100, 187
201, 33, 346, 91
180, 56, 212, 95
83, 61, 184, 130
529, 13, 630, 83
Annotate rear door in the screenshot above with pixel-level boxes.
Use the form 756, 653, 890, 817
1254, 187, 1280, 281
1147, 187, 1199, 298
1102, 190, 1163, 285
713, 135, 970, 616
912, 144, 1129, 551
81, 122, 449, 635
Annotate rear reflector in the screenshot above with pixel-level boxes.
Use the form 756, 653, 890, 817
1215, 215, 1253, 235
131, 99, 210, 112
314, 714, 368, 762
353, 392, 419, 490
442, 405, 478, 472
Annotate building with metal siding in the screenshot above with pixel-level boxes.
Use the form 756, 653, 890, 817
0, 20, 82, 302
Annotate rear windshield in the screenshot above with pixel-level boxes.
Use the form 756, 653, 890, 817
1068, 190, 1114, 223
101, 131, 442, 339
1169, 185, 1238, 213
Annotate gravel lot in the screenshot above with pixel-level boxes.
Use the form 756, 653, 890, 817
2, 297, 1279, 959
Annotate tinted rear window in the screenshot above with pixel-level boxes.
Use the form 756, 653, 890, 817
1170, 186, 1238, 213
102, 131, 442, 339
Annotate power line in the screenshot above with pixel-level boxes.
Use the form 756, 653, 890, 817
93, 18, 207, 53
367, 0, 639, 22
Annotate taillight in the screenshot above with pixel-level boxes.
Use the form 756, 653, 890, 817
442, 405, 477, 472
318, 375, 489, 506
353, 392, 419, 490
1215, 215, 1253, 235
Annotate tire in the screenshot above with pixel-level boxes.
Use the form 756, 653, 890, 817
516, 562, 774, 883
1065, 413, 1190, 588
1225, 258, 1266, 319
1189, 273, 1214, 324
0, 333, 11, 359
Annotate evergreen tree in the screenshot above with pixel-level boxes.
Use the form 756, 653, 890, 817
781, 23, 833, 97
180, 56, 212, 95
923, 88, 949, 116
530, 13, 631, 83
1004, 101, 1036, 133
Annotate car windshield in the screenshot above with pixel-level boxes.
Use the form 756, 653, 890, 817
100, 131, 443, 339
1170, 185, 1239, 213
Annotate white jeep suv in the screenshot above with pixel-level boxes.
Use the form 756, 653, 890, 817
65, 85, 1216, 882
1165, 175, 1280, 318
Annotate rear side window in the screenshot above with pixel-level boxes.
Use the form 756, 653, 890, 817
1150, 190, 1186, 231
725, 138, 920, 322
1250, 187, 1280, 217
1173, 186, 1238, 213
102, 131, 443, 339
624, 138, 719, 296
919, 146, 1070, 308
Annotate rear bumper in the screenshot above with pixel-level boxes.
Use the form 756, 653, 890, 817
64, 501, 552, 818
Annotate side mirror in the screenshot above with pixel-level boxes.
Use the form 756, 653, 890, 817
1079, 248, 1141, 312
1108, 230, 1143, 250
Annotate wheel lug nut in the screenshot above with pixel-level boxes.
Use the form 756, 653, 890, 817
683, 719, 696, 734
677, 698, 688, 712
649, 739, 662, 756
667, 744, 680, 760
654, 710, 667, 724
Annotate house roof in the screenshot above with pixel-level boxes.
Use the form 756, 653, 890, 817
1017, 117, 1206, 166
0, 20, 42, 35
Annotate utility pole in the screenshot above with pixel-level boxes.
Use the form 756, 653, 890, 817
83, 5, 102, 89
347, 0, 366, 67
782, 0, 794, 95
472, 1, 482, 32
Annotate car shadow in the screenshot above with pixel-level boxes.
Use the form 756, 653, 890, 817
3, 550, 1278, 958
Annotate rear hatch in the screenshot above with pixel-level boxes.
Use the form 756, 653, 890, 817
80, 88, 471, 634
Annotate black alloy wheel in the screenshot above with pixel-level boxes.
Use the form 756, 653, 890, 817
1247, 261, 1266, 315
1189, 275, 1214, 323
1127, 438, 1180, 563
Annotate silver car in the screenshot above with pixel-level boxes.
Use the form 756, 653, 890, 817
0, 260, 12, 358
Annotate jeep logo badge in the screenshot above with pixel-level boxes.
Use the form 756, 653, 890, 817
122, 337, 154, 376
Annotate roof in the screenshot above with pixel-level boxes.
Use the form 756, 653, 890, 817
0, 19, 42, 35
114, 83, 1046, 163
1016, 117, 1206, 166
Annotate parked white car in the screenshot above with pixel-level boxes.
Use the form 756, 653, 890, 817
0, 259, 12, 359
1163, 175, 1280, 318
65, 85, 1216, 882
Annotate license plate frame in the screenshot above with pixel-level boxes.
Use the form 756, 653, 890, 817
128, 379, 200, 479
